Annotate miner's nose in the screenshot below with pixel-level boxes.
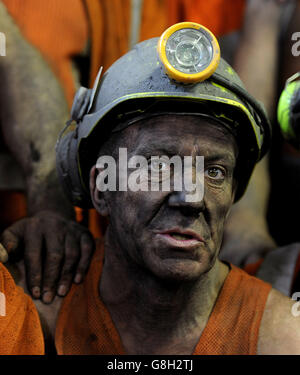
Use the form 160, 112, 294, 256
168, 190, 205, 215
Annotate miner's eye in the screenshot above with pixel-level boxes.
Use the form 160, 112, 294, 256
205, 167, 225, 181
149, 157, 170, 172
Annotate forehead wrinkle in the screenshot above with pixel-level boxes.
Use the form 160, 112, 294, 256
132, 127, 197, 157
178, 133, 236, 161
119, 114, 237, 159
134, 138, 180, 157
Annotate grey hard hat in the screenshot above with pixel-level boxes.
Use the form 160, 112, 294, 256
56, 37, 271, 208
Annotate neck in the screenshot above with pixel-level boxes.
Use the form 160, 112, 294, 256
99, 229, 229, 353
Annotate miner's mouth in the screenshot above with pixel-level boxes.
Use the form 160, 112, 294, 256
168, 233, 195, 240
154, 228, 205, 244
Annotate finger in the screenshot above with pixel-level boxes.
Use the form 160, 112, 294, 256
42, 233, 65, 304
56, 233, 80, 297
24, 220, 43, 299
0, 219, 26, 260
74, 232, 95, 284
0, 243, 8, 263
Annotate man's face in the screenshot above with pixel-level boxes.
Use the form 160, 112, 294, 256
94, 115, 238, 281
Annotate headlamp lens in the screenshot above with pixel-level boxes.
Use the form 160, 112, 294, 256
158, 22, 220, 83
166, 28, 213, 74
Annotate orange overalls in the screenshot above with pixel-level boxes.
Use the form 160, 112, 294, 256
55, 239, 271, 355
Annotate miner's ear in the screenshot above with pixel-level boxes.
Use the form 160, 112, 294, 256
89, 165, 109, 216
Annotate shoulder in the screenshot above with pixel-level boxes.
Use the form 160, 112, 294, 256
0, 261, 31, 306
258, 288, 300, 354
5, 260, 63, 345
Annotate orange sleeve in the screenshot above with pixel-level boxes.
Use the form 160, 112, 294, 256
2, 0, 89, 108
168, 0, 246, 37
0, 263, 44, 355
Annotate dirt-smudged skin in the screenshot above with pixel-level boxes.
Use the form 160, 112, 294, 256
91, 116, 235, 354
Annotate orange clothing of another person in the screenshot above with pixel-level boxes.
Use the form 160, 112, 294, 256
86, 0, 246, 85
168, 0, 246, 37
2, 0, 246, 103
55, 240, 271, 355
0, 263, 44, 355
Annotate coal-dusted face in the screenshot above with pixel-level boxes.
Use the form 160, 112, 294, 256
92, 114, 238, 281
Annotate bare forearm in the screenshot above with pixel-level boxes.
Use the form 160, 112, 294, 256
0, 2, 73, 216
0, 3, 95, 303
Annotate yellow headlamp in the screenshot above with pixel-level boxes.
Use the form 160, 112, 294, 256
158, 22, 221, 84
